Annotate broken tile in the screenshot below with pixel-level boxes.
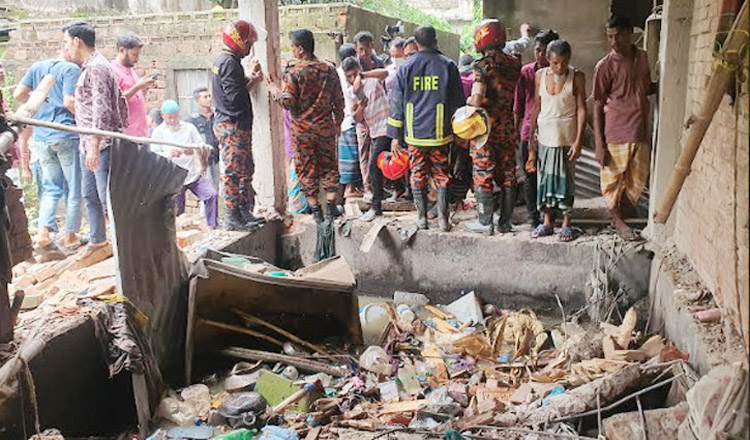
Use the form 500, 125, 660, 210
603, 403, 688, 440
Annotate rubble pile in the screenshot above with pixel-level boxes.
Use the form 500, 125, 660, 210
152, 290, 704, 440
8, 214, 241, 313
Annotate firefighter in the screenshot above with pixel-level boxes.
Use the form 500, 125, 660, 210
464, 19, 522, 235
211, 19, 264, 230
267, 29, 344, 224
388, 25, 464, 232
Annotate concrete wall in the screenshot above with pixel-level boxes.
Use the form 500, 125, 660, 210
483, 0, 611, 92
279, 3, 461, 62
667, 0, 749, 349
12, 0, 214, 14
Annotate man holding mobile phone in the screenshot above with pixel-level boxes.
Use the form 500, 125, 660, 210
111, 32, 156, 138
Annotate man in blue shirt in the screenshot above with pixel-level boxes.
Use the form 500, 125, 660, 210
15, 48, 82, 254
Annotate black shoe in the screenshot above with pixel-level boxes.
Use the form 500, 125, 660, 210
412, 189, 429, 229
437, 187, 451, 232
464, 191, 494, 235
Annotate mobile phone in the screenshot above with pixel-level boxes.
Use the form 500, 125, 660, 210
151, 72, 162, 80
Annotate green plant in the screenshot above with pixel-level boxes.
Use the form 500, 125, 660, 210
355, 0, 452, 33
459, 0, 482, 55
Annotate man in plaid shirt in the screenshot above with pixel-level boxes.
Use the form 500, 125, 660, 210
341, 56, 391, 222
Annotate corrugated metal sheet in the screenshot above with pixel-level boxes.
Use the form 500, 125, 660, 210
109, 140, 189, 377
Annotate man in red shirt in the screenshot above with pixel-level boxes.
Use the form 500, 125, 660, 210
111, 33, 156, 138
593, 16, 656, 241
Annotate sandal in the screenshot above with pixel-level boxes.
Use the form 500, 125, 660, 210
57, 237, 88, 255
531, 224, 554, 239
558, 226, 575, 242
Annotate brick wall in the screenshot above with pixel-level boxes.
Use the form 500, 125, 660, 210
674, 0, 749, 348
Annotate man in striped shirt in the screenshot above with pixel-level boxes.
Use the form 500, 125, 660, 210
341, 56, 390, 222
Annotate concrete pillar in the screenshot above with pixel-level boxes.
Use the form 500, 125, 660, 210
239, 0, 287, 215
648, 0, 693, 232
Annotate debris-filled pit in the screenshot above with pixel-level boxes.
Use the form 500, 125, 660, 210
2, 217, 746, 440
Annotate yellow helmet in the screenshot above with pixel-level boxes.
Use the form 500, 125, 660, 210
452, 106, 490, 147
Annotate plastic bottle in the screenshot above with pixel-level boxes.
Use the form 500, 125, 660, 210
397, 364, 422, 395
396, 304, 416, 322
360, 303, 391, 346
216, 428, 257, 440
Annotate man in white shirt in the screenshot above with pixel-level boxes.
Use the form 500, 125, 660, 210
150, 100, 218, 228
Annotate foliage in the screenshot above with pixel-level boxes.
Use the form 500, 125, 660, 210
355, 0, 452, 32
459, 0, 482, 56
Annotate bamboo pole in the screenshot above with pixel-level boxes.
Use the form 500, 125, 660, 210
7, 115, 209, 151
220, 346, 349, 377
653, 2, 748, 224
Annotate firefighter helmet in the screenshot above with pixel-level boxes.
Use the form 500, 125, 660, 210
223, 20, 256, 54
452, 106, 490, 148
377, 149, 410, 181
474, 19, 507, 52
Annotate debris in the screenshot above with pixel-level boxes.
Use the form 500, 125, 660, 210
157, 395, 200, 426
600, 307, 637, 349
381, 399, 426, 414
604, 403, 688, 440
694, 308, 721, 322
166, 425, 214, 439
640, 335, 665, 358
219, 392, 267, 428
181, 384, 212, 419
378, 380, 400, 402
680, 362, 748, 440
360, 303, 392, 346
394, 291, 429, 308
659, 345, 690, 363
444, 291, 483, 325
221, 347, 349, 377
359, 346, 392, 376
235, 310, 328, 356
255, 370, 317, 413
177, 230, 204, 248
259, 426, 299, 440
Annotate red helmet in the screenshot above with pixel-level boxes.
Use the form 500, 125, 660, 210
223, 20, 256, 54
377, 150, 410, 181
474, 19, 507, 52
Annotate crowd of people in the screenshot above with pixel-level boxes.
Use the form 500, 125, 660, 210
11, 13, 653, 262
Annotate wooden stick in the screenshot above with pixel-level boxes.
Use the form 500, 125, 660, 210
220, 346, 348, 376
654, 2, 748, 223
8, 115, 208, 151
199, 319, 285, 348
233, 309, 328, 356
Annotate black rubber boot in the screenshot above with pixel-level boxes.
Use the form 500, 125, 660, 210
224, 208, 252, 231
524, 173, 541, 227
427, 203, 438, 220
497, 187, 515, 233
412, 188, 429, 229
327, 200, 343, 219
463, 191, 494, 235
311, 205, 324, 224
240, 204, 266, 226
437, 187, 451, 232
